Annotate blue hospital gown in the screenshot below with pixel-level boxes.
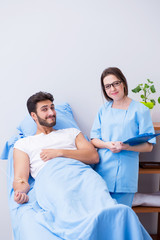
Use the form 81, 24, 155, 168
90, 100, 155, 193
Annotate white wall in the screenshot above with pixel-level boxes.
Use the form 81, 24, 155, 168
0, 1, 160, 239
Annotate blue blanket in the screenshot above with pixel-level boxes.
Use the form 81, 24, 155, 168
1, 136, 151, 240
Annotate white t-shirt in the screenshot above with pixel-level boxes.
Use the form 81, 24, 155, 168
14, 128, 81, 178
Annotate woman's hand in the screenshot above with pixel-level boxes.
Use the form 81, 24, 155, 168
14, 190, 29, 204
106, 141, 130, 152
106, 142, 122, 153
118, 143, 130, 150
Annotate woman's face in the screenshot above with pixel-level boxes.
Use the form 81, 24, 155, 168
103, 74, 125, 101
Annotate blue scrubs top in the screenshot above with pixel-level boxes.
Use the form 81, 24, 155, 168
90, 100, 155, 193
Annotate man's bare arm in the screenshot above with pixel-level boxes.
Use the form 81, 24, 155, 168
40, 133, 99, 164
13, 149, 30, 204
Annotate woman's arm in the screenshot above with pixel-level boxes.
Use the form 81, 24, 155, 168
13, 148, 30, 204
91, 138, 121, 153
121, 142, 153, 152
91, 138, 153, 153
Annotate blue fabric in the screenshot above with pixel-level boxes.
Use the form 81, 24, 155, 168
1, 134, 22, 160
110, 192, 135, 207
7, 150, 151, 240
90, 100, 155, 193
1, 101, 152, 239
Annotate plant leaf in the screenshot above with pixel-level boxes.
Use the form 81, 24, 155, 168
147, 79, 153, 84
150, 85, 156, 93
140, 94, 145, 99
132, 85, 141, 93
150, 99, 156, 105
144, 84, 149, 89
158, 97, 160, 104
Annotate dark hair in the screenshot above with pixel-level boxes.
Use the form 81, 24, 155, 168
27, 91, 54, 114
101, 67, 128, 101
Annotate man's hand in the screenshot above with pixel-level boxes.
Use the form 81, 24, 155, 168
40, 149, 61, 161
40, 132, 99, 165
14, 190, 29, 204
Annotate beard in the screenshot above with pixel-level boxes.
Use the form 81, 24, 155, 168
37, 114, 56, 128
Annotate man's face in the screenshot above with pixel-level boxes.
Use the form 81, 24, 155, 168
33, 100, 56, 128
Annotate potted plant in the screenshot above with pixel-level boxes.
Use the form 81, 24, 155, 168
132, 79, 160, 109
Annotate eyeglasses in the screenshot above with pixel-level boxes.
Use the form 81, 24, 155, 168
104, 80, 122, 90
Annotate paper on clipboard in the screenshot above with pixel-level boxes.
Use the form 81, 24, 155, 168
123, 133, 160, 146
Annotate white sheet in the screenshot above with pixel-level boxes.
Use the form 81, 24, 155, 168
132, 191, 160, 207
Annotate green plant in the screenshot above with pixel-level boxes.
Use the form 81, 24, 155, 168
132, 79, 160, 108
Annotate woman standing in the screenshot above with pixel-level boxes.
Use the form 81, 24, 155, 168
90, 67, 155, 207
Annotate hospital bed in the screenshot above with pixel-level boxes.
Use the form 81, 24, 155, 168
1, 103, 152, 240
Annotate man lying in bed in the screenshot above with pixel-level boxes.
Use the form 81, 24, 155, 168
13, 91, 151, 240
13, 91, 99, 204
